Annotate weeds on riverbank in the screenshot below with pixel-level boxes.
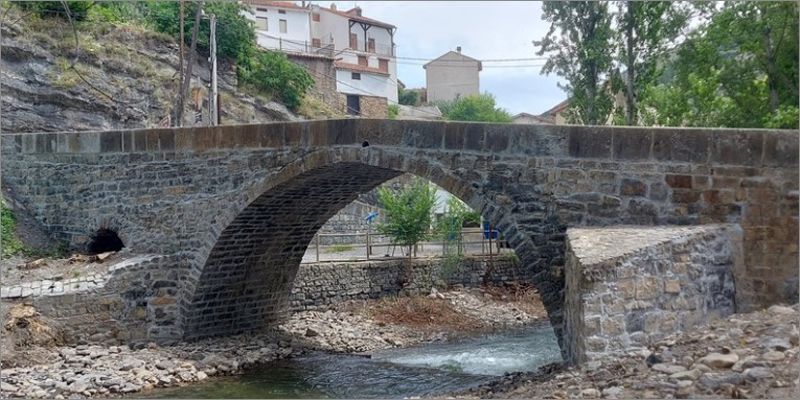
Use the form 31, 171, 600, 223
343, 296, 482, 333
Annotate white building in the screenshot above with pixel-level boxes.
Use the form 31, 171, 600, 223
243, 1, 398, 105
424, 48, 481, 103
512, 112, 554, 125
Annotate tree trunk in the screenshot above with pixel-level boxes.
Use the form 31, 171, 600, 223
177, 1, 204, 127
585, 4, 598, 125
625, 2, 637, 125
762, 25, 780, 112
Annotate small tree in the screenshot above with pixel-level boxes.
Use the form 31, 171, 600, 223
435, 196, 481, 284
376, 179, 438, 285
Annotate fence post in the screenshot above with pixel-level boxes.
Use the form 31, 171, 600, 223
366, 229, 371, 260
315, 233, 320, 262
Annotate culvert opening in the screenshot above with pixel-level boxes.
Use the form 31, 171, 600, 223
86, 228, 124, 254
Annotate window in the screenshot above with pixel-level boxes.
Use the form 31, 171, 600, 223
378, 58, 389, 72
256, 17, 268, 30
357, 56, 367, 66
279, 19, 287, 33
278, 9, 286, 14
256, 7, 268, 12
312, 13, 320, 22
349, 33, 357, 49
351, 72, 361, 80
312, 38, 321, 48
368, 38, 376, 53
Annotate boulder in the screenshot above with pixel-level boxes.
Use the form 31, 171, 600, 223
698, 352, 739, 369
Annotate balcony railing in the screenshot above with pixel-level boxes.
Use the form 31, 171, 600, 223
349, 39, 394, 57
258, 33, 335, 57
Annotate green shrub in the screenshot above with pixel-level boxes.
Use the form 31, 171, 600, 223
398, 87, 419, 106
1, 199, 25, 258
388, 104, 399, 119
238, 50, 315, 110
436, 93, 513, 123
18, 1, 94, 21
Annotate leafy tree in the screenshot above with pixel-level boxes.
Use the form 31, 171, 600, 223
376, 179, 438, 285
616, 1, 689, 125
18, 1, 95, 21
145, 1, 255, 61
536, 1, 615, 125
641, 1, 799, 128
398, 87, 419, 106
436, 196, 480, 257
436, 93, 513, 123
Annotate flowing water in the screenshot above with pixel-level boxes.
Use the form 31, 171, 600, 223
137, 324, 560, 399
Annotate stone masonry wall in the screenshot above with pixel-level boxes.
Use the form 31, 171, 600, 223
290, 255, 526, 311
287, 54, 344, 112
564, 224, 742, 365
359, 95, 389, 118
1, 120, 796, 358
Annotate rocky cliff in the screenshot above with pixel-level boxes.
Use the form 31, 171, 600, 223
1, 12, 298, 134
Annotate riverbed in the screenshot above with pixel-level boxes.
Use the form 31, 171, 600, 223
133, 324, 560, 399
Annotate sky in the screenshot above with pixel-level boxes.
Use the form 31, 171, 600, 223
329, 1, 568, 115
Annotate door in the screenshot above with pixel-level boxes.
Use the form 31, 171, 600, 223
349, 33, 358, 49
346, 94, 360, 116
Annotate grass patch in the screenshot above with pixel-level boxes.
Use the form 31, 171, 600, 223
2, 199, 26, 258
327, 244, 355, 253
388, 104, 399, 119
297, 95, 344, 119
1, 199, 68, 259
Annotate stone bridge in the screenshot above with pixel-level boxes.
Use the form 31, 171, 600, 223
1, 120, 797, 361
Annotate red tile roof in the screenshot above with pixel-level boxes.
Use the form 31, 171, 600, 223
334, 61, 390, 76
317, 5, 396, 29
243, 1, 307, 11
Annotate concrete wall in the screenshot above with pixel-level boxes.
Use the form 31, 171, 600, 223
1, 120, 796, 360
425, 51, 480, 103
564, 225, 741, 365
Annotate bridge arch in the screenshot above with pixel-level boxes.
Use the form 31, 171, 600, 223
181, 146, 567, 353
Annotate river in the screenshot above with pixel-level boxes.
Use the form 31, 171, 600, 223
135, 324, 560, 399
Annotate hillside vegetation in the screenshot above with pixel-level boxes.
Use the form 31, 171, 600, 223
0, 2, 334, 133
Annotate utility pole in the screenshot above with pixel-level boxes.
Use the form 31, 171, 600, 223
208, 13, 218, 126
178, 1, 204, 127
173, 1, 185, 127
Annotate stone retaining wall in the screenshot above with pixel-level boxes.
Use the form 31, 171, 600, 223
564, 224, 742, 365
290, 255, 525, 311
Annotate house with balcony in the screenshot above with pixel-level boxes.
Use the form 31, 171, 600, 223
243, 1, 398, 116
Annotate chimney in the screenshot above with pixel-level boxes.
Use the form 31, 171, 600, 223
330, 3, 336, 10
456, 46, 462, 53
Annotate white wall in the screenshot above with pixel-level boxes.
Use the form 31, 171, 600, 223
311, 7, 349, 49
513, 115, 549, 125
246, 5, 311, 52
426, 52, 480, 103
335, 70, 397, 103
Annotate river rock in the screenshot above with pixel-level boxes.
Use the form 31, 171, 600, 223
305, 328, 319, 337
744, 367, 774, 381
697, 372, 744, 390
762, 351, 785, 361
762, 338, 791, 351
155, 360, 177, 371
601, 386, 622, 398
767, 305, 795, 315
651, 364, 686, 374
670, 369, 703, 381
698, 352, 739, 368
580, 388, 601, 398
1, 382, 18, 392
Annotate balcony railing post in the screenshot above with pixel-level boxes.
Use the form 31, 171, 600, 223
315, 233, 320, 262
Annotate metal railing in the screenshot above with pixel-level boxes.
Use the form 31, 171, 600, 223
257, 33, 335, 57
302, 228, 511, 263
349, 39, 394, 57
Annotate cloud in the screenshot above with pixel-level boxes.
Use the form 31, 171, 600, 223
331, 1, 568, 114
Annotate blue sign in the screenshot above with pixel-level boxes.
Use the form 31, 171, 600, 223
365, 212, 380, 223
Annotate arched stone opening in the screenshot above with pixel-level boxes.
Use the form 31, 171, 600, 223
182, 157, 567, 357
